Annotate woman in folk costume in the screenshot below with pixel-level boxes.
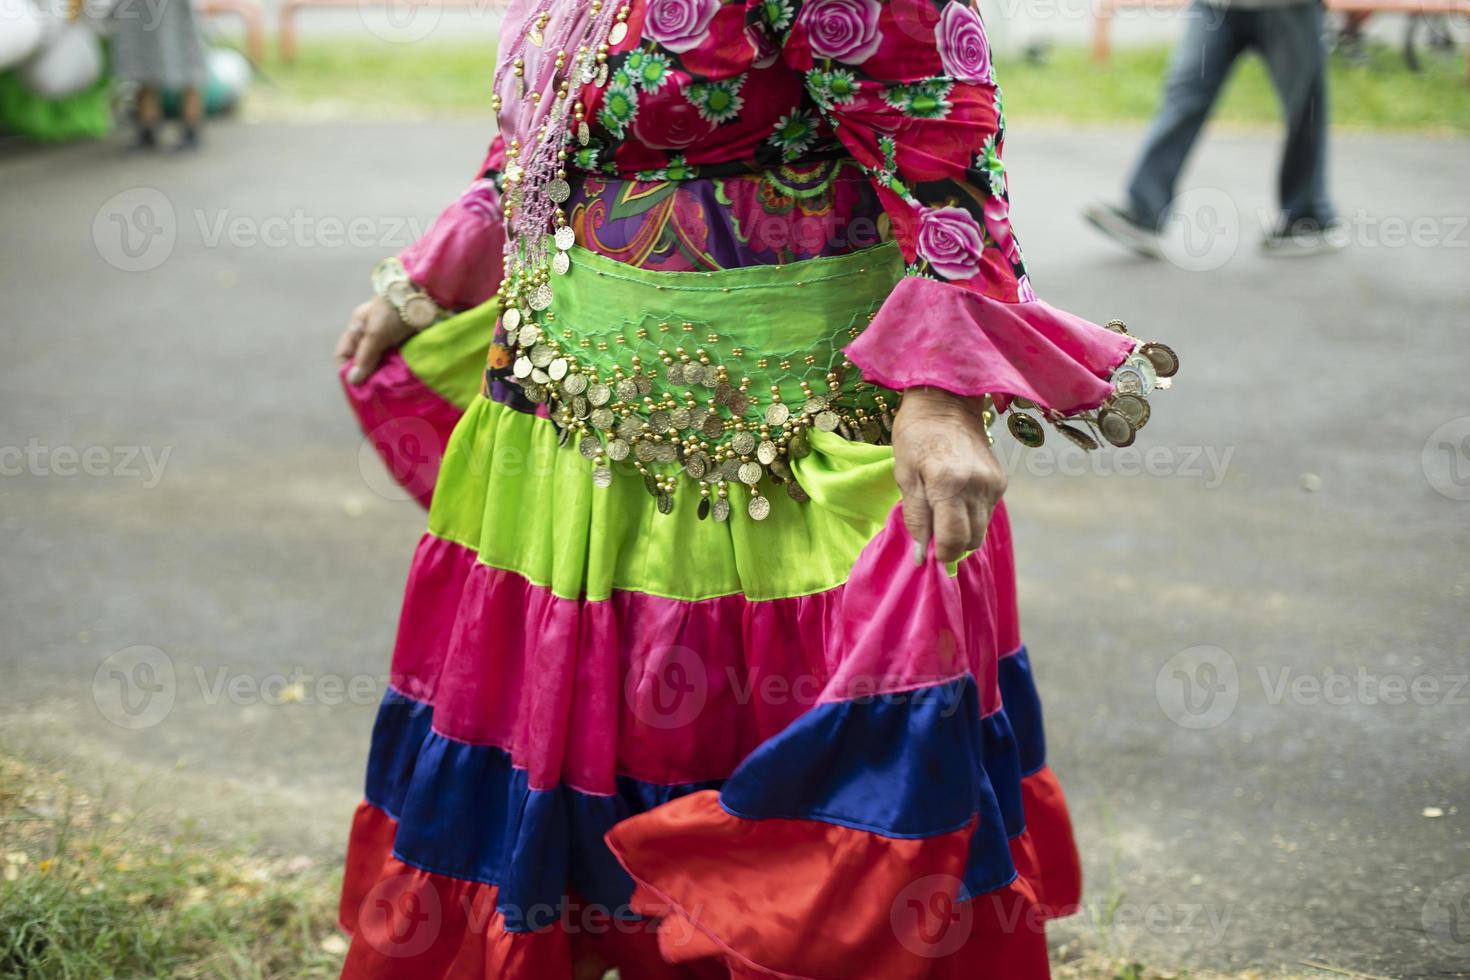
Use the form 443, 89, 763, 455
334, 0, 1178, 974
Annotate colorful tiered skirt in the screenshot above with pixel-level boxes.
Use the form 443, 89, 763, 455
339, 244, 1082, 979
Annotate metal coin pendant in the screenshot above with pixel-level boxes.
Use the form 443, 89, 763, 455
502, 306, 521, 331
643, 473, 659, 496
608, 21, 628, 44
1111, 393, 1151, 428
657, 491, 674, 515
698, 497, 711, 520
719, 458, 743, 483
595, 62, 609, 87
702, 415, 725, 439
616, 379, 639, 402
738, 462, 762, 485
765, 403, 790, 426
552, 251, 571, 275
1006, 412, 1045, 448
592, 466, 613, 488
530, 283, 553, 310
607, 438, 630, 460
548, 358, 569, 382
712, 498, 731, 522
572, 396, 590, 419
1055, 422, 1100, 451
579, 435, 601, 460
684, 452, 709, 480
1096, 407, 1136, 448
591, 407, 615, 430
786, 480, 809, 503
789, 429, 810, 459
1141, 342, 1178, 378
667, 362, 685, 385
513, 356, 534, 379
546, 179, 571, 204
518, 324, 541, 348
757, 441, 778, 465
555, 227, 576, 251
731, 431, 756, 456
562, 373, 588, 396
814, 411, 840, 432
748, 495, 771, 521
577, 121, 590, 146
587, 383, 611, 407
729, 392, 750, 415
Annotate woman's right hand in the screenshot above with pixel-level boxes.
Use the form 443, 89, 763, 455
336, 295, 415, 385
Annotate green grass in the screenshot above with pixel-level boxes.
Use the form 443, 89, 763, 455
242, 36, 1470, 133
0, 753, 1354, 978
0, 755, 342, 979
999, 43, 1470, 132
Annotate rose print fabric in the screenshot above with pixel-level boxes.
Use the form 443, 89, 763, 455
401, 0, 1136, 410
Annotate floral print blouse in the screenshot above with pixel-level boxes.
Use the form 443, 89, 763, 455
401, 0, 1139, 417
565, 0, 1032, 301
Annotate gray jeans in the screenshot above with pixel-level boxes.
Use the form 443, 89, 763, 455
1127, 0, 1336, 230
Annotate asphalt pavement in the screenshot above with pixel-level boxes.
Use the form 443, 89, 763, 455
1, 117, 1466, 977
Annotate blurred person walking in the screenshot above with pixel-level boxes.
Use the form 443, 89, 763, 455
1084, 0, 1341, 257
108, 0, 207, 149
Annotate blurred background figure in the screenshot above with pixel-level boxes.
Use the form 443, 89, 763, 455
109, 0, 208, 149
1084, 0, 1342, 258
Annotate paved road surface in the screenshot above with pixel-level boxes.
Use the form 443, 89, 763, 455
1, 119, 1466, 976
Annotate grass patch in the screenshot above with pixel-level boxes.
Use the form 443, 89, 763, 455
0, 751, 1398, 978
239, 36, 1470, 133
0, 754, 343, 979
998, 43, 1470, 133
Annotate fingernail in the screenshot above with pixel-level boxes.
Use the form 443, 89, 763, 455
347, 367, 363, 385
914, 540, 925, 566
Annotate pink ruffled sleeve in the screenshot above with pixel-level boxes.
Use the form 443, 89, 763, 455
399, 135, 508, 312
777, 0, 1144, 417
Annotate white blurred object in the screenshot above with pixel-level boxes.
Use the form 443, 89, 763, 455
208, 45, 250, 95
0, 0, 46, 71
19, 21, 104, 97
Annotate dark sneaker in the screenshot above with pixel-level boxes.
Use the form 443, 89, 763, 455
1261, 220, 1346, 258
1083, 202, 1163, 259
174, 125, 202, 152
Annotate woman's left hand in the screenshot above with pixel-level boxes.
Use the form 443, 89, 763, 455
891, 386, 1007, 564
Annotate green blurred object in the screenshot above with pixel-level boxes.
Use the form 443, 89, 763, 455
0, 65, 110, 141
162, 47, 252, 117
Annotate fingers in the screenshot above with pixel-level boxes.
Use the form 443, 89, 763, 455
348, 326, 392, 385
901, 480, 933, 566
965, 497, 992, 554
930, 495, 972, 564
336, 304, 369, 364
